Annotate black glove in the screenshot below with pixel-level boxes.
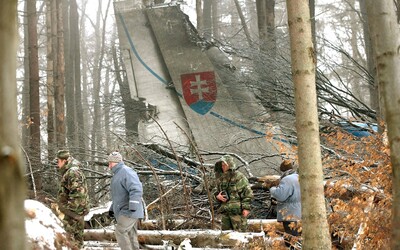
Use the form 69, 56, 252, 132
108, 210, 114, 218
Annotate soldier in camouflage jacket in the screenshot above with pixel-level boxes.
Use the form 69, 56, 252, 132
214, 155, 253, 232
56, 149, 89, 249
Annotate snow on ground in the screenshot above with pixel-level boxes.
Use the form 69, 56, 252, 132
84, 241, 120, 250
24, 199, 262, 249
84, 201, 111, 222
25, 199, 70, 249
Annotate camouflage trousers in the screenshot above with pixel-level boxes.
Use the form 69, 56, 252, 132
61, 214, 85, 249
221, 214, 248, 232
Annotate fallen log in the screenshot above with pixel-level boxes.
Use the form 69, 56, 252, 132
84, 229, 268, 248
84, 241, 119, 249
84, 240, 242, 250
139, 219, 283, 232
249, 175, 281, 183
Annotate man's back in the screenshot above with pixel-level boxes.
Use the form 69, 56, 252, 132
110, 162, 144, 219
59, 159, 89, 216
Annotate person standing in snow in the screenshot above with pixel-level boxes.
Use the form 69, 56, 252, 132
108, 151, 144, 250
56, 149, 89, 249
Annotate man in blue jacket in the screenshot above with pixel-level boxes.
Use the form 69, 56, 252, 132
265, 160, 301, 246
108, 151, 144, 250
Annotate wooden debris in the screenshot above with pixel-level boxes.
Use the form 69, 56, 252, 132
138, 219, 283, 232
84, 229, 267, 248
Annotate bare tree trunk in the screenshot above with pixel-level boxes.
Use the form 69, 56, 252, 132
0, 1, 27, 249
286, 0, 331, 248
46, 0, 56, 160
265, 0, 275, 52
27, 0, 42, 190
70, 0, 86, 155
359, 0, 379, 123
63, 0, 78, 152
366, 1, 400, 248
91, 2, 102, 156
256, 0, 275, 51
80, 0, 90, 156
22, 1, 30, 152
203, 0, 212, 39
256, 0, 277, 106
55, 0, 66, 148
112, 45, 142, 144
349, 0, 364, 103
196, 0, 203, 35
104, 68, 111, 150
233, 0, 252, 46
245, 0, 257, 35
212, 0, 219, 40
91, 0, 111, 156
256, 0, 267, 50
395, 0, 400, 23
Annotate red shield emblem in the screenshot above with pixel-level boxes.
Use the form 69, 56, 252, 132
181, 71, 217, 115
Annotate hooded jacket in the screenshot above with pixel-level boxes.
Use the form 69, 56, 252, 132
270, 171, 301, 222
214, 155, 253, 214
110, 162, 144, 219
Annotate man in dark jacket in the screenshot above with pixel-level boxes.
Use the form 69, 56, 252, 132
214, 155, 253, 232
108, 151, 144, 250
56, 149, 89, 249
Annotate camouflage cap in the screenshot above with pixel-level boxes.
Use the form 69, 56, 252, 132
220, 155, 236, 170
108, 151, 123, 163
56, 149, 70, 160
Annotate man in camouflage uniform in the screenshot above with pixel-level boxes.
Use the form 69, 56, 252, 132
214, 155, 253, 232
56, 149, 89, 249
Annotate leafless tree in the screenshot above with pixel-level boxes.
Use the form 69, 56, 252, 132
55, 0, 66, 148
286, 0, 331, 247
366, 0, 400, 247
0, 1, 27, 249
27, 0, 42, 190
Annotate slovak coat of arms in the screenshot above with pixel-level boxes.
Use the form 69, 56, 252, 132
181, 71, 217, 115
